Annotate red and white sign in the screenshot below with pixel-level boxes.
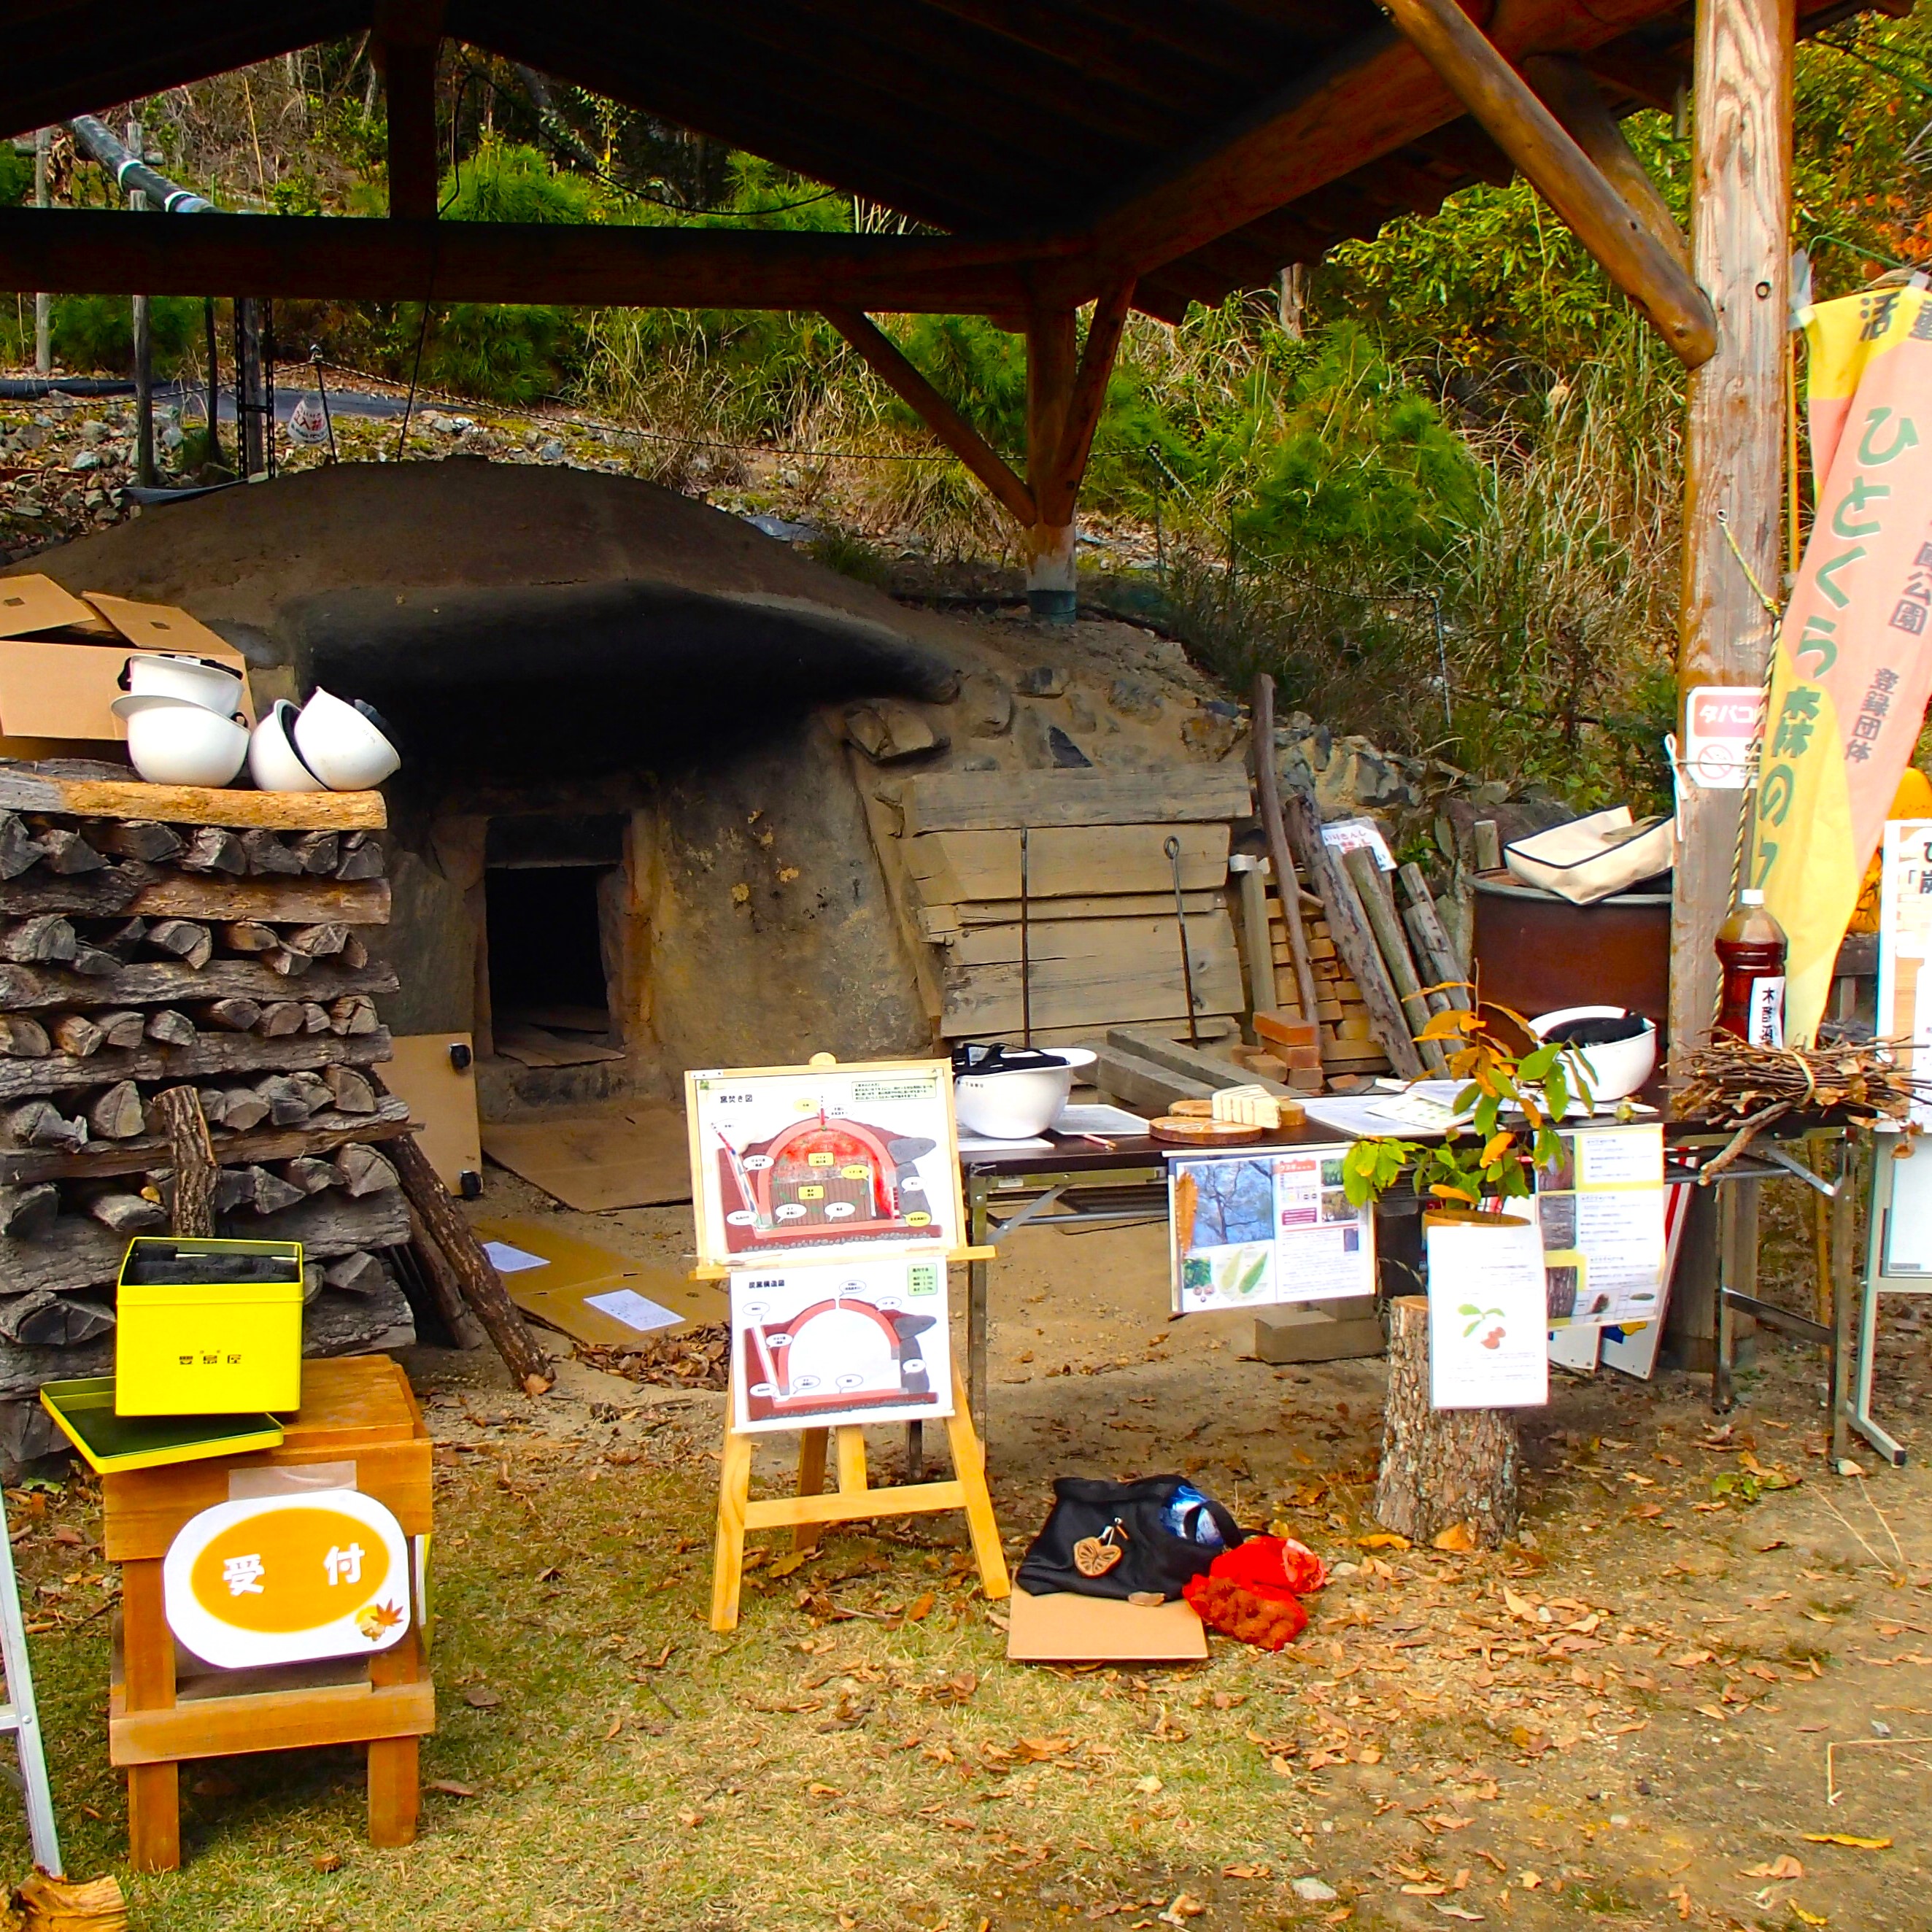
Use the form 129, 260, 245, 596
1682, 687, 1766, 789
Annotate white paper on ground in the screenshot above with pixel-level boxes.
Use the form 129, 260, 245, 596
1055, 1103, 1148, 1135
482, 1241, 549, 1273
1426, 1215, 1550, 1409
583, 1287, 684, 1333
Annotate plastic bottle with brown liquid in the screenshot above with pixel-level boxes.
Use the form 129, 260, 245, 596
1715, 889, 1788, 1045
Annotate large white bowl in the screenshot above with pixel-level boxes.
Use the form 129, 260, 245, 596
248, 699, 327, 792
110, 692, 249, 787
954, 1047, 1097, 1140
293, 688, 401, 790
1530, 1005, 1658, 1104
122, 650, 242, 715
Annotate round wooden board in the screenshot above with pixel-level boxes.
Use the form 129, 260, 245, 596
1148, 1116, 1267, 1145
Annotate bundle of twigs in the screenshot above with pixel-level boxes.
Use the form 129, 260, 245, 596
1676, 1035, 1919, 1127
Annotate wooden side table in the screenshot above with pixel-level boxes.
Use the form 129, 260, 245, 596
101, 1356, 435, 1871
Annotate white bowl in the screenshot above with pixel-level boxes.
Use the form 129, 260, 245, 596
121, 650, 242, 714
954, 1047, 1097, 1139
1530, 1005, 1658, 1104
293, 688, 401, 791
110, 692, 249, 787
248, 700, 327, 792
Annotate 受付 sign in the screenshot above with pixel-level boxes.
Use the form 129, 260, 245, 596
162, 1488, 411, 1669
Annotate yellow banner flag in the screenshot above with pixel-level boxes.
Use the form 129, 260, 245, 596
1758, 285, 1932, 1045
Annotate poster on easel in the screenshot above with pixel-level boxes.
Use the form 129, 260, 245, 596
1877, 818, 1932, 1129
1533, 1124, 1666, 1327
686, 1058, 962, 1269
1167, 1144, 1375, 1314
730, 1256, 953, 1433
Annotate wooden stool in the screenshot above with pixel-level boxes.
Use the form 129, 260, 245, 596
101, 1356, 435, 1871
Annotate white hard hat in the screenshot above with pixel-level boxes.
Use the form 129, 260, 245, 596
110, 692, 250, 787
248, 699, 328, 792
293, 688, 401, 791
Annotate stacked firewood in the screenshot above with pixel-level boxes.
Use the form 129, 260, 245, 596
0, 792, 415, 1462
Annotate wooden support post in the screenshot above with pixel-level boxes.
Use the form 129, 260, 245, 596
1380, 0, 1717, 366
376, 4, 445, 223
1522, 55, 1692, 267
1024, 307, 1080, 620
121, 1558, 179, 1872
1253, 679, 1320, 1030
1672, 0, 1794, 1055
366, 1623, 422, 1847
1375, 1297, 1521, 1547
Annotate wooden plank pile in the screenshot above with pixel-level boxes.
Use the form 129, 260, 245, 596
0, 769, 420, 1461
1257, 871, 1389, 1081
879, 767, 1253, 1045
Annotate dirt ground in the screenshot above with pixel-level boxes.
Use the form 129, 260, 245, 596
2, 1163, 1927, 1931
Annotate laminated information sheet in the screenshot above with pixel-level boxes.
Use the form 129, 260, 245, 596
1878, 818, 1932, 1129
1534, 1123, 1666, 1327
1168, 1144, 1376, 1314
1426, 1213, 1550, 1410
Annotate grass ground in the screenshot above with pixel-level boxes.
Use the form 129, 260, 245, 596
1, 1186, 1926, 1931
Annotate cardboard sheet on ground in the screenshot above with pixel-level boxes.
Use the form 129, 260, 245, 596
1005, 1587, 1208, 1662
471, 1216, 724, 1345
480, 1102, 692, 1211
384, 1033, 482, 1194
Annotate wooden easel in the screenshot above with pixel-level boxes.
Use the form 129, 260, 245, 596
710, 1348, 1008, 1631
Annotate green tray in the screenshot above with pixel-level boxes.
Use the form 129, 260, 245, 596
39, 1377, 285, 1475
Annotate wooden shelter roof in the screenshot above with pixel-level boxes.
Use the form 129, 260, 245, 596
0, 0, 1868, 320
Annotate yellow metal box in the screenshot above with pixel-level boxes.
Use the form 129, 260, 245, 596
115, 1237, 305, 1416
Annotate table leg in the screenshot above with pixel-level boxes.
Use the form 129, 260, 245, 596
121, 1558, 179, 1873
1830, 1132, 1858, 1467
1713, 1186, 1736, 1414
367, 1625, 422, 1847
967, 1172, 990, 1442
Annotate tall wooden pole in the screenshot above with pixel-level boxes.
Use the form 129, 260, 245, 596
1024, 307, 1079, 620
1671, 0, 1793, 1058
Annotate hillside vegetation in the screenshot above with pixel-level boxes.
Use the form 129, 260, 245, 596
7, 20, 1932, 803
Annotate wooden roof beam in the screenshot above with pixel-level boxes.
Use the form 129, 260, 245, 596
1381, 0, 1713, 364
823, 306, 1036, 525
0, 206, 1082, 312
375, 1, 447, 223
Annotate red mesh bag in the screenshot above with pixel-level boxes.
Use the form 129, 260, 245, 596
1181, 1536, 1326, 1650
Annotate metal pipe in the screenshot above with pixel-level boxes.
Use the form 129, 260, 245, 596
66, 116, 214, 214
1019, 824, 1032, 1047
126, 117, 154, 487
1166, 834, 1201, 1047
32, 129, 50, 376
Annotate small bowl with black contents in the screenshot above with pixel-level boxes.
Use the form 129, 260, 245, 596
1530, 1004, 1658, 1104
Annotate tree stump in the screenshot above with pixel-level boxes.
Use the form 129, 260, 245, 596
1373, 1296, 1521, 1547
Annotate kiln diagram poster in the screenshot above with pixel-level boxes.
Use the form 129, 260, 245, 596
730, 1256, 952, 1434
687, 1059, 961, 1268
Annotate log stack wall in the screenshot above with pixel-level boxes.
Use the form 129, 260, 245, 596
0, 781, 411, 1464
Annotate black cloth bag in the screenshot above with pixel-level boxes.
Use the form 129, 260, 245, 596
1016, 1475, 1246, 1602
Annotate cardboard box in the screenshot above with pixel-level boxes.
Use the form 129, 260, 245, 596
0, 584, 250, 743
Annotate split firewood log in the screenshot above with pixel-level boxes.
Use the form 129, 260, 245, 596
196, 1086, 231, 1127
214, 1086, 270, 1131
84, 1190, 166, 1234
285, 922, 348, 958
323, 1249, 389, 1296
0, 916, 76, 965
340, 932, 369, 970
201, 997, 263, 1033
69, 943, 121, 976
221, 921, 276, 954
0, 813, 47, 880
88, 1081, 146, 1140
95, 819, 185, 862
0, 1290, 117, 1345
254, 1075, 310, 1127
241, 1165, 306, 1216
300, 1002, 331, 1034
98, 916, 148, 960
50, 1013, 104, 1058
143, 1008, 197, 1048
96, 1009, 147, 1050
38, 827, 107, 875
327, 994, 378, 1036
0, 1016, 51, 1058
289, 831, 340, 876
257, 1001, 304, 1037
281, 1156, 336, 1196
289, 1070, 333, 1115
147, 919, 212, 969
335, 838, 386, 881
239, 827, 303, 876
322, 1064, 377, 1113
181, 825, 247, 876
332, 1142, 399, 1197
0, 1183, 58, 1238
211, 1167, 255, 1214
4, 1100, 85, 1151
263, 946, 313, 978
